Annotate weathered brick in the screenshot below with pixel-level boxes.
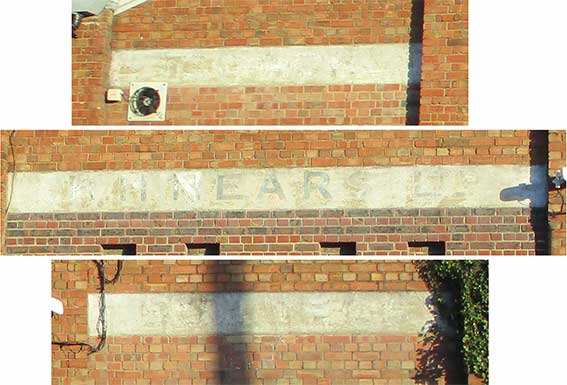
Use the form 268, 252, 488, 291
3, 129, 552, 257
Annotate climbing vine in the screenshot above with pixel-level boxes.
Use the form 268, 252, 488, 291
416, 260, 489, 383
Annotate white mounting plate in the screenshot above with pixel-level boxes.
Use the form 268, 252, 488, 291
127, 82, 168, 122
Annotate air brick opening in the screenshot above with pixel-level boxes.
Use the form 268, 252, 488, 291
101, 244, 136, 255
408, 241, 446, 255
320, 242, 356, 256
186, 243, 220, 255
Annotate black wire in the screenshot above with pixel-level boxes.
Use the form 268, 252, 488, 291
52, 260, 122, 355
104, 260, 123, 284
3, 130, 16, 217
93, 260, 107, 353
1, 130, 16, 249
550, 189, 566, 217
51, 340, 95, 354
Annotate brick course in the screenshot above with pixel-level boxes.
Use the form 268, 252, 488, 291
111, 1, 414, 49
8, 130, 537, 172
105, 85, 410, 126
54, 260, 425, 293
8, 208, 535, 256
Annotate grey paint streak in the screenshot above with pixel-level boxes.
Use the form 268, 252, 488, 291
109, 44, 418, 88
88, 292, 433, 336
7, 165, 547, 213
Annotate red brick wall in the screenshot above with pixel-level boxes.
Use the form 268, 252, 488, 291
71, 1, 468, 125
8, 208, 535, 256
8, 129, 537, 172
53, 260, 426, 293
52, 260, 455, 385
105, 85, 410, 126
111, 1, 413, 49
549, 130, 566, 255
72, 10, 113, 125
419, 0, 468, 125
4, 130, 551, 256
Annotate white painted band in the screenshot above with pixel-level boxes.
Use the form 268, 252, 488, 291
7, 165, 547, 213
109, 44, 419, 88
88, 292, 433, 336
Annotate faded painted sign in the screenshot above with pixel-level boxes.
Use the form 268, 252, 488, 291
88, 292, 433, 336
7, 165, 547, 213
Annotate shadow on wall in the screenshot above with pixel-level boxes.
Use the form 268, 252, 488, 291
413, 297, 467, 385
405, 0, 424, 125
212, 260, 251, 385
413, 268, 468, 385
498, 131, 549, 255
528, 130, 550, 255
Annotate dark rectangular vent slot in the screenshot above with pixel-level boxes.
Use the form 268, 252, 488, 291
186, 243, 220, 255
101, 244, 136, 255
320, 242, 356, 256
408, 241, 446, 256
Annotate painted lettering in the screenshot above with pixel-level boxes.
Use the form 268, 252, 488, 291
119, 175, 147, 201
172, 173, 200, 202
69, 175, 95, 202
346, 171, 370, 200
257, 174, 285, 201
304, 171, 331, 200
140, 175, 147, 201
119, 176, 127, 201
217, 174, 244, 200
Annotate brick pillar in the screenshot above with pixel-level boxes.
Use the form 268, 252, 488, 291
1, 130, 12, 255
72, 10, 113, 125
548, 130, 566, 255
419, 0, 468, 125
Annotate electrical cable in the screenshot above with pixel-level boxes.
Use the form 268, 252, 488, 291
6, 130, 16, 215
52, 260, 123, 354
102, 259, 123, 284
549, 188, 566, 217
1, 130, 16, 252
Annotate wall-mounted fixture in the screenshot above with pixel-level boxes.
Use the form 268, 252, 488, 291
51, 297, 64, 315
106, 88, 124, 103
552, 168, 566, 189
128, 82, 168, 122
72, 0, 110, 37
